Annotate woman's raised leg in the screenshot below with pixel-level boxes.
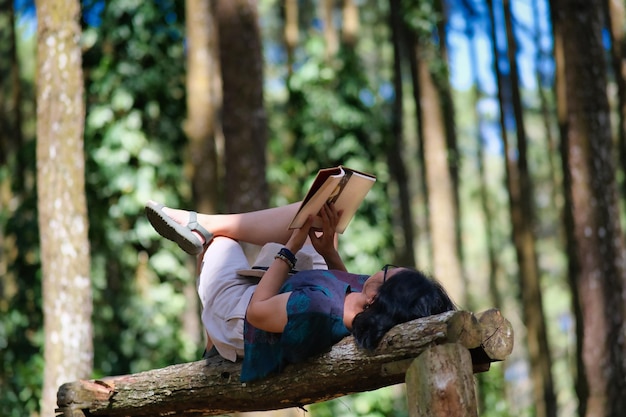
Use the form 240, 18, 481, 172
148, 201, 301, 247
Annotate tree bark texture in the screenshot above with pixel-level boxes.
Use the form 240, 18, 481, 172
552, 1, 626, 416
606, 0, 626, 205
216, 0, 269, 213
56, 310, 513, 417
406, 343, 478, 417
342, 0, 359, 46
406, 31, 432, 267
184, 0, 221, 215
387, 0, 416, 267
468, 29, 503, 308
415, 41, 465, 306
321, 0, 338, 60
550, 6, 588, 412
36, 0, 93, 416
501, 1, 557, 416
284, 0, 298, 77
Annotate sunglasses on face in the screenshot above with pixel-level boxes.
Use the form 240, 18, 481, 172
381, 264, 398, 283
363, 264, 399, 312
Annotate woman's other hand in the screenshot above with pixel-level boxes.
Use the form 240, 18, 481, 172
310, 203, 347, 271
285, 214, 314, 254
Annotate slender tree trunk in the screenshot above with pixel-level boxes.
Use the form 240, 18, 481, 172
216, 0, 268, 213
488, 1, 557, 416
185, 0, 221, 214
551, 1, 626, 416
183, 0, 221, 350
468, 25, 507, 415
406, 31, 432, 269
35, 0, 93, 415
605, 0, 626, 206
468, 28, 501, 309
284, 0, 299, 78
282, 0, 302, 189
321, 0, 338, 61
434, 0, 461, 242
550, 12, 588, 416
387, 0, 415, 267
435, 0, 466, 286
342, 0, 358, 46
413, 39, 465, 306
503, 1, 557, 416
532, 0, 561, 213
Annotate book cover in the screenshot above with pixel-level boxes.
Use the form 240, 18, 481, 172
288, 166, 376, 234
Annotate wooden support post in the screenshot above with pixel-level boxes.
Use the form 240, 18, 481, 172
405, 343, 477, 417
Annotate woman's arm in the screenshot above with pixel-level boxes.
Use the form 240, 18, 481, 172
245, 216, 314, 333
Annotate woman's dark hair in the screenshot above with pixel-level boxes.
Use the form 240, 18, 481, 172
351, 269, 456, 350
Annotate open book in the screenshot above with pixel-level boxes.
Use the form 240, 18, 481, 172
289, 166, 376, 234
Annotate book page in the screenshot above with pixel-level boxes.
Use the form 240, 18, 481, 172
288, 166, 375, 233
332, 172, 375, 233
289, 169, 344, 229
299, 167, 344, 207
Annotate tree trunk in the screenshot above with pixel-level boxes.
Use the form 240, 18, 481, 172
387, 0, 416, 267
35, 0, 93, 415
466, 25, 508, 414
284, 0, 298, 77
487, 1, 557, 415
551, 11, 588, 415
532, 0, 561, 215
605, 0, 626, 205
467, 27, 501, 309
502, 1, 557, 416
184, 0, 221, 214
320, 0, 338, 60
342, 0, 358, 46
552, 1, 626, 416
413, 40, 465, 306
216, 0, 268, 213
406, 31, 432, 268
434, 0, 463, 276
183, 0, 222, 347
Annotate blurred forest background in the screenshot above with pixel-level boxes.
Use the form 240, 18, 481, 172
1, 0, 626, 417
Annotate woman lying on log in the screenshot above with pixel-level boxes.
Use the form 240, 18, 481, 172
145, 200, 455, 382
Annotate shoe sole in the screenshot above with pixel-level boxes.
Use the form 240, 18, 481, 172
145, 203, 203, 255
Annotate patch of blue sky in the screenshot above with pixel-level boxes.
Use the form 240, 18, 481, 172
448, 0, 554, 93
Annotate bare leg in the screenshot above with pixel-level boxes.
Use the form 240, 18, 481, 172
158, 202, 301, 246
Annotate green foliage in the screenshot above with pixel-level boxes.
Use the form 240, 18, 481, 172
267, 33, 398, 272
82, 0, 199, 377
0, 5, 40, 414
310, 386, 408, 417
401, 0, 441, 37
0, 144, 42, 417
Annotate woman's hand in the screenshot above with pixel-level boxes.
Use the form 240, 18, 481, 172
310, 203, 347, 271
285, 214, 314, 254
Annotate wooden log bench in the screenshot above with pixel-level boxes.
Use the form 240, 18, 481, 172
56, 309, 513, 417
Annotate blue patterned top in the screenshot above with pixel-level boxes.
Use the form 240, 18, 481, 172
240, 270, 368, 382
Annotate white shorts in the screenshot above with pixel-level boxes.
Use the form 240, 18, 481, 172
197, 237, 326, 362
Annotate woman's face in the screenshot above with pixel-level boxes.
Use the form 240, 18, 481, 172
361, 267, 405, 304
